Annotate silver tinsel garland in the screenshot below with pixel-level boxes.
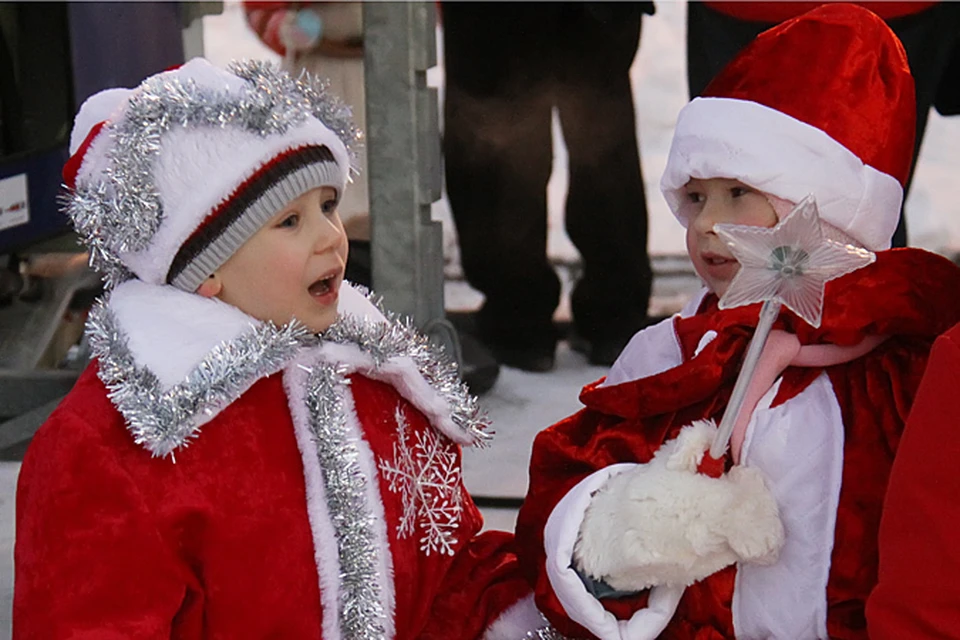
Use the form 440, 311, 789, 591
90, 285, 488, 459
521, 615, 579, 640
66, 60, 362, 290
322, 285, 491, 448
230, 60, 363, 167
305, 361, 387, 639
87, 300, 314, 458
523, 627, 578, 640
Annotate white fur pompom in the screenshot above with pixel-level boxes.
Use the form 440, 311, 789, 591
574, 420, 785, 592
69, 88, 132, 154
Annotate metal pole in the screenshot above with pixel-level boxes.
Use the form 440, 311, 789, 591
362, 1, 460, 365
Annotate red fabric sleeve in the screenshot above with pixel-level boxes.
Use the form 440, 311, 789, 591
418, 527, 533, 639
514, 409, 660, 638
14, 407, 194, 638
866, 324, 960, 638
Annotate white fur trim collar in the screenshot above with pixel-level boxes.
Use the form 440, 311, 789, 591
108, 279, 260, 388
104, 279, 385, 389
89, 281, 488, 456
602, 288, 707, 388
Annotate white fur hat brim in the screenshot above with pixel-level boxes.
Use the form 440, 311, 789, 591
660, 98, 903, 251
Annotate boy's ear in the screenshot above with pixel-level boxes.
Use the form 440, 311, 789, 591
195, 273, 223, 298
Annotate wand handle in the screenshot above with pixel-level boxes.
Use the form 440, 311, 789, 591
709, 299, 782, 459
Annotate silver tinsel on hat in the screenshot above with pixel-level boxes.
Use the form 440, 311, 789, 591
65, 60, 363, 290
229, 59, 363, 169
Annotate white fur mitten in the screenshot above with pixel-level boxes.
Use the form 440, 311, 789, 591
573, 420, 785, 592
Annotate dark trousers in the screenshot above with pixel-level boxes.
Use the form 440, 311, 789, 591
441, 2, 654, 350
686, 1, 960, 249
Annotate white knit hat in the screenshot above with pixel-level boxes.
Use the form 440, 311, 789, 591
63, 57, 361, 291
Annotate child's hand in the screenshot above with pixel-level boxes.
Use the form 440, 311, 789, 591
573, 421, 784, 592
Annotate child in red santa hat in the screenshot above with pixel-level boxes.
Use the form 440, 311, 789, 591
13, 58, 545, 639
513, 5, 960, 639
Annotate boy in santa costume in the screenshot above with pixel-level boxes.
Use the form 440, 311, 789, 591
13, 58, 547, 639
514, 5, 960, 640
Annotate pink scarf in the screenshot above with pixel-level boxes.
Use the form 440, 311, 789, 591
728, 330, 887, 463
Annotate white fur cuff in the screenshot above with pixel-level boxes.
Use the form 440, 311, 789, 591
544, 465, 684, 640
482, 593, 547, 640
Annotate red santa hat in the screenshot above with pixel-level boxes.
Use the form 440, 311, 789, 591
63, 57, 361, 291
661, 3, 915, 251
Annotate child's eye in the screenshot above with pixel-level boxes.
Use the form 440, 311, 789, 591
321, 198, 338, 215
277, 213, 300, 228
686, 192, 704, 204
730, 186, 750, 198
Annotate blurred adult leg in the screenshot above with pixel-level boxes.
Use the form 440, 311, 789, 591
686, 1, 767, 100
556, 2, 653, 365
442, 3, 560, 370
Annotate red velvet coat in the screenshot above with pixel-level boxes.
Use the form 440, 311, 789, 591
515, 249, 960, 639
14, 282, 540, 639
867, 320, 960, 637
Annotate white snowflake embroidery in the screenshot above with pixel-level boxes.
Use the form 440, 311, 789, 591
379, 404, 463, 556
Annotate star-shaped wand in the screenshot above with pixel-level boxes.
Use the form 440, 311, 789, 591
706, 195, 875, 460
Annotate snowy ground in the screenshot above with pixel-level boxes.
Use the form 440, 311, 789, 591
4, 1, 960, 634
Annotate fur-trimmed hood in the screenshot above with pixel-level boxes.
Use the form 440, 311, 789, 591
87, 280, 488, 457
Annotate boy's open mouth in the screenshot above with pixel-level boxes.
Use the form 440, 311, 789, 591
308, 273, 340, 299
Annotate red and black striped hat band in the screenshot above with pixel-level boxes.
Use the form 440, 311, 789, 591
167, 144, 339, 292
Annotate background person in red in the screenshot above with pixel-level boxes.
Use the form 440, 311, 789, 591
867, 321, 960, 637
